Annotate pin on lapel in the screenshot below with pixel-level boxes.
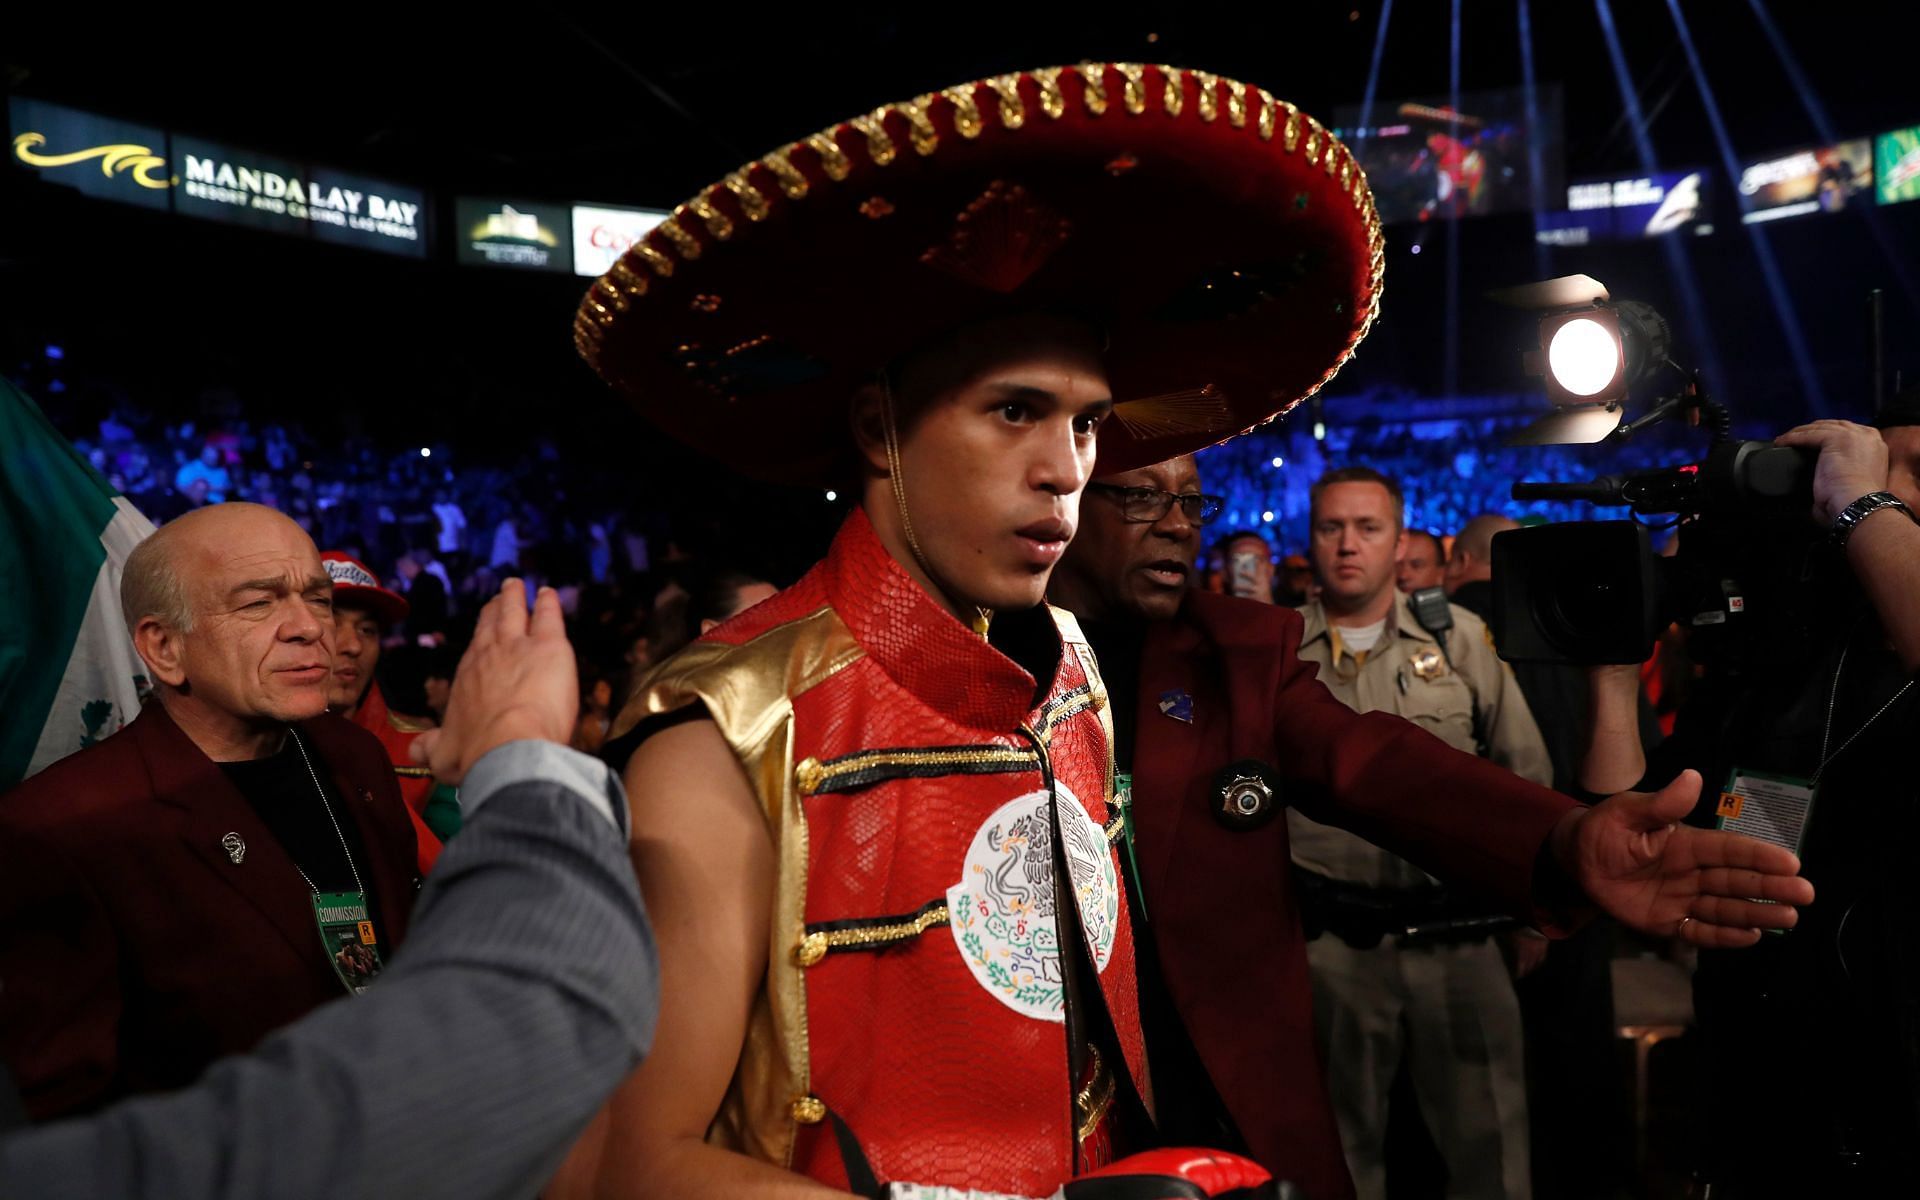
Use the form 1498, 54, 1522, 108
220, 832, 246, 865
1158, 689, 1194, 724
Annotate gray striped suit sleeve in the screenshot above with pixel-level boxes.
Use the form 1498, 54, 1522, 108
0, 741, 657, 1200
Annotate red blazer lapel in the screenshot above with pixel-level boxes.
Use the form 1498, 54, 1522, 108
1132, 615, 1220, 904
129, 706, 326, 970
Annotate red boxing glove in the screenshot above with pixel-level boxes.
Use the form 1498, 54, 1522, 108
1061, 1148, 1298, 1199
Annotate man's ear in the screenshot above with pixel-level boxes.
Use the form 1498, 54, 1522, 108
1393, 528, 1410, 562
134, 617, 188, 688
848, 382, 891, 477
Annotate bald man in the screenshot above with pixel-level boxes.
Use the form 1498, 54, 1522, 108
0, 503, 419, 1120
1442, 514, 1517, 599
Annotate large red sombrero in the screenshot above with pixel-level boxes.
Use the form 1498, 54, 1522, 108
575, 63, 1383, 485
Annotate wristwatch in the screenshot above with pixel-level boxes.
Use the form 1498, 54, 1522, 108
1830, 490, 1916, 549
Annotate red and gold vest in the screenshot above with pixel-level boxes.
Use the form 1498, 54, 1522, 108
618, 508, 1152, 1196
349, 684, 442, 875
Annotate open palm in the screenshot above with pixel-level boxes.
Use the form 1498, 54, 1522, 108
1572, 770, 1815, 947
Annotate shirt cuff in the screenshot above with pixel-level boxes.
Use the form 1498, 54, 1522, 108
460, 740, 628, 837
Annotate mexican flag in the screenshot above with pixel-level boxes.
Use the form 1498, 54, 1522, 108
0, 378, 156, 791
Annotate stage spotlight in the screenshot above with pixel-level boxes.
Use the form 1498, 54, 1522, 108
419, 447, 432, 458
1492, 275, 1682, 444
1495, 275, 1671, 409
1545, 312, 1623, 399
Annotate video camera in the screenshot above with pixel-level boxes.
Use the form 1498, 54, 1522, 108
1484, 276, 1820, 667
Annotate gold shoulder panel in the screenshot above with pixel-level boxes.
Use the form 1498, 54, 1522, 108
612, 606, 863, 1169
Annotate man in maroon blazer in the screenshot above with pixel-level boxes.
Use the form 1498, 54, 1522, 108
0, 503, 417, 1120
1047, 454, 1813, 1200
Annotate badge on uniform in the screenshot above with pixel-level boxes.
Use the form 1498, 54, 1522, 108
1409, 647, 1447, 681
313, 891, 384, 995
1212, 759, 1283, 831
1158, 689, 1194, 724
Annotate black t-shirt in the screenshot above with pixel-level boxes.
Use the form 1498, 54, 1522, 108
1655, 587, 1920, 1185
219, 735, 378, 906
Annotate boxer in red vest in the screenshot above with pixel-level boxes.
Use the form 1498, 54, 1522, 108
321, 551, 455, 874
555, 64, 1389, 1200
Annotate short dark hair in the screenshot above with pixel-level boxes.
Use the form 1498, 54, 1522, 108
1309, 466, 1405, 527
1404, 528, 1444, 559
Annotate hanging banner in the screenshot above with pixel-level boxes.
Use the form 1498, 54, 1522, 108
1737, 139, 1874, 223
1875, 126, 1920, 207
173, 136, 427, 257
570, 203, 669, 278
8, 97, 173, 210
1535, 169, 1712, 246
455, 197, 573, 272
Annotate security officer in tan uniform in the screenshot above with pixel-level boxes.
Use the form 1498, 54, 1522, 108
1289, 467, 1552, 1200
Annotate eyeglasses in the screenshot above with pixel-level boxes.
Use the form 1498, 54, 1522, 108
1088, 482, 1226, 526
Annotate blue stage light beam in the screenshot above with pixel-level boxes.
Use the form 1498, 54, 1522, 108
1356, 0, 1396, 148
1592, 0, 1725, 397
1444, 0, 1463, 401
1746, 0, 1920, 316
1663, 0, 1827, 415
1517, 0, 1552, 279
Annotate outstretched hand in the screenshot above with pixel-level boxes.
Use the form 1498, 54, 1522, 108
1557, 770, 1815, 948
409, 579, 579, 785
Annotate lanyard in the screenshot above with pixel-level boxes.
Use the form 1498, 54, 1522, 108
1814, 638, 1915, 784
287, 730, 368, 900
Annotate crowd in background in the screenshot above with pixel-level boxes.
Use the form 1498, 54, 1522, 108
18, 355, 1727, 747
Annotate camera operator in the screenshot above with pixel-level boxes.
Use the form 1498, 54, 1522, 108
1583, 406, 1920, 1193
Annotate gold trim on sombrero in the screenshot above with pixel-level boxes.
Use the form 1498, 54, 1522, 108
688, 196, 734, 241
725, 171, 772, 221
1158, 65, 1184, 117
1111, 385, 1235, 439
1076, 62, 1109, 116
804, 131, 852, 181
579, 63, 1388, 443
658, 214, 704, 259
1256, 88, 1278, 140
1193, 71, 1220, 122
1031, 66, 1067, 119
900, 96, 940, 156
760, 151, 809, 199
984, 73, 1026, 128
943, 84, 984, 138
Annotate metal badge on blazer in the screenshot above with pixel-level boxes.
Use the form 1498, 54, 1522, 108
220, 832, 246, 865
1212, 759, 1284, 832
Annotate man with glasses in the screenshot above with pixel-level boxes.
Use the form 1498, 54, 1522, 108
1049, 454, 1808, 1200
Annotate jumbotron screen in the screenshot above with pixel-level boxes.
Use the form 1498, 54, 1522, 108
1737, 139, 1874, 223
1334, 85, 1564, 225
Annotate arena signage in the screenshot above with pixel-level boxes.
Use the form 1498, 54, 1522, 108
1534, 169, 1711, 246
570, 203, 669, 278
1875, 126, 1920, 207
7, 97, 173, 210
173, 136, 427, 257
1737, 139, 1873, 223
455, 197, 574, 272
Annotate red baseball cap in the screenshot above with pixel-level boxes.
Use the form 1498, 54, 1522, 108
321, 551, 410, 627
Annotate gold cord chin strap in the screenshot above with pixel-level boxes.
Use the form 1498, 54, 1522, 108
880, 375, 992, 638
